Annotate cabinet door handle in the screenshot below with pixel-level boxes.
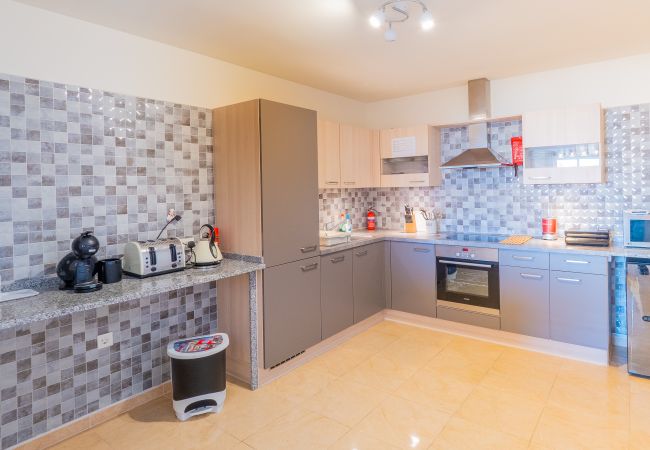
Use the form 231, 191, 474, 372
331, 256, 345, 263
301, 263, 319, 272
343, 181, 356, 185
355, 250, 368, 257
565, 259, 589, 265
530, 176, 551, 180
413, 247, 431, 253
439, 259, 493, 269
409, 180, 425, 184
556, 277, 581, 284
512, 255, 534, 261
326, 181, 339, 185
300, 245, 317, 253
520, 273, 543, 280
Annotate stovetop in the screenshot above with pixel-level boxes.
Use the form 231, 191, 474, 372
444, 233, 505, 243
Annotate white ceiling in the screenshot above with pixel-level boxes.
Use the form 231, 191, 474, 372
15, 0, 650, 101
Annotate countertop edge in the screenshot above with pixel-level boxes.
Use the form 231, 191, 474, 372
0, 258, 264, 330
319, 231, 645, 258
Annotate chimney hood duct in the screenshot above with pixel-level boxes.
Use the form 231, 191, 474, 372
441, 78, 508, 169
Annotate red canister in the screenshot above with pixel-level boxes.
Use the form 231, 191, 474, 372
542, 218, 558, 240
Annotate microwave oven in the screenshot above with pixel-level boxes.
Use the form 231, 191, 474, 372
624, 210, 650, 248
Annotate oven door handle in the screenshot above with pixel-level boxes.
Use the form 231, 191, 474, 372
438, 259, 493, 269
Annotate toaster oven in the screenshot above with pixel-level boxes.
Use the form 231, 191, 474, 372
624, 210, 650, 248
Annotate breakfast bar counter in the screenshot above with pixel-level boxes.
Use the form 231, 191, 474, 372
0, 255, 265, 446
0, 257, 264, 330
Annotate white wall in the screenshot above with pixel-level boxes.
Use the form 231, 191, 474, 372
5, 0, 650, 129
366, 52, 650, 128
0, 0, 366, 124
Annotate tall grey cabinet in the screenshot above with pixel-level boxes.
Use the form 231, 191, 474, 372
214, 99, 321, 370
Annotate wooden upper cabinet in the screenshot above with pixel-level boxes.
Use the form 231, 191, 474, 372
379, 125, 441, 188
370, 129, 381, 187
380, 125, 430, 158
340, 124, 380, 188
317, 119, 340, 188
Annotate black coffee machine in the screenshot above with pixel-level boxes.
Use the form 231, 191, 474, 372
56, 231, 103, 293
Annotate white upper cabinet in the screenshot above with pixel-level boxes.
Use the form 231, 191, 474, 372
379, 125, 441, 188
317, 119, 341, 188
522, 104, 604, 185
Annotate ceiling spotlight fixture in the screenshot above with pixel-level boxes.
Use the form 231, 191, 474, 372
420, 9, 434, 30
384, 23, 397, 42
369, 0, 435, 41
369, 9, 385, 28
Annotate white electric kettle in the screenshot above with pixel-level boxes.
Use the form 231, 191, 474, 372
192, 224, 223, 267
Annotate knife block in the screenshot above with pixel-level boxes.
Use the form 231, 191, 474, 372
404, 213, 417, 233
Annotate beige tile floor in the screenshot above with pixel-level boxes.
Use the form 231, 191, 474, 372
50, 321, 647, 450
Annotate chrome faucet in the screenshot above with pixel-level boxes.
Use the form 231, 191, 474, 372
325, 219, 347, 231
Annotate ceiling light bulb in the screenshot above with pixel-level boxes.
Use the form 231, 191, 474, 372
420, 9, 434, 30
384, 26, 397, 42
369, 9, 385, 28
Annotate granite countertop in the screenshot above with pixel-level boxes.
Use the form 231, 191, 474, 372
0, 258, 265, 330
319, 229, 650, 259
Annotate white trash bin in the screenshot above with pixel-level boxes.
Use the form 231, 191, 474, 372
167, 333, 229, 421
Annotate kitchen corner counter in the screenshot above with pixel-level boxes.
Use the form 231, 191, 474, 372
0, 257, 265, 330
319, 229, 650, 259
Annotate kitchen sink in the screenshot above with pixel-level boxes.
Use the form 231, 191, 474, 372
319, 230, 352, 246
350, 235, 374, 241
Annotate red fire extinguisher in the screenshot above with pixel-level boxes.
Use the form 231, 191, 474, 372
511, 136, 523, 166
367, 208, 377, 231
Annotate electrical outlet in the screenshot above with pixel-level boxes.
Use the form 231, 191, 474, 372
97, 332, 114, 349
167, 208, 176, 222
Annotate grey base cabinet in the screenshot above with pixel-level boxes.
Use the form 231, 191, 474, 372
353, 242, 386, 323
263, 257, 322, 368
550, 270, 609, 349
500, 266, 550, 338
321, 250, 354, 339
390, 242, 436, 317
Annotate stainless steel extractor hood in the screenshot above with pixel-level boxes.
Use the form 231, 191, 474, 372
441, 78, 507, 169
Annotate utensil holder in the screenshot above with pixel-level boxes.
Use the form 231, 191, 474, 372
425, 219, 438, 234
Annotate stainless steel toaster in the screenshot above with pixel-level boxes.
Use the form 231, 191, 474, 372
122, 238, 185, 278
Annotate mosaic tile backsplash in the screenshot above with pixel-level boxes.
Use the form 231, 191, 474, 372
320, 105, 650, 336
320, 106, 649, 236
0, 282, 217, 448
0, 73, 214, 284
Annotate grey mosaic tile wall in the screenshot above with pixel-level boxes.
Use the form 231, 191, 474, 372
0, 282, 217, 448
318, 189, 376, 230
319, 104, 650, 335
0, 73, 214, 284
320, 106, 649, 236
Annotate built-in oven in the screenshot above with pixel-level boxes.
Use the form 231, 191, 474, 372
436, 245, 500, 318
624, 210, 650, 248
